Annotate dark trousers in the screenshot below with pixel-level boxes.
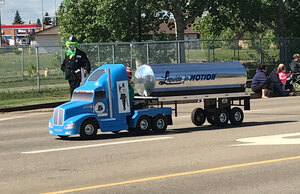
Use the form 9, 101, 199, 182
69, 79, 81, 97
251, 82, 271, 94
272, 82, 288, 97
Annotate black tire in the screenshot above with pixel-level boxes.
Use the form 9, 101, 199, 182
128, 127, 135, 133
191, 108, 206, 126
135, 116, 151, 135
152, 114, 168, 133
229, 107, 244, 125
58, 135, 69, 139
80, 119, 98, 139
214, 108, 229, 127
206, 113, 216, 125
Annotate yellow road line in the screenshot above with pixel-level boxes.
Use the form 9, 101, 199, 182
44, 155, 300, 194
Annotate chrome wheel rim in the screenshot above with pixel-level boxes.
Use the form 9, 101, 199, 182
234, 112, 242, 121
85, 124, 95, 135
140, 119, 149, 130
219, 113, 227, 123
156, 118, 165, 129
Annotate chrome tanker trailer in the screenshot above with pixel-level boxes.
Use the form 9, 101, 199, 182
133, 62, 250, 127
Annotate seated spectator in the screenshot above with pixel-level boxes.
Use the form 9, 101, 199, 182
251, 64, 271, 98
290, 53, 300, 73
269, 63, 289, 97
277, 64, 295, 94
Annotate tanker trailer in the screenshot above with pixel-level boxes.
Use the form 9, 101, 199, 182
133, 62, 250, 127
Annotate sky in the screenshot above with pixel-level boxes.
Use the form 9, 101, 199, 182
1, 0, 63, 25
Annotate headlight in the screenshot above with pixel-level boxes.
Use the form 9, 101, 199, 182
49, 121, 53, 128
64, 122, 75, 129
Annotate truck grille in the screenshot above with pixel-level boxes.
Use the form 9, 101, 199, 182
53, 108, 64, 126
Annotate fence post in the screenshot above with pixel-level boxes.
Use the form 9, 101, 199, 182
212, 40, 215, 61
130, 43, 133, 69
259, 39, 263, 63
146, 43, 149, 64
187, 41, 190, 63
237, 39, 240, 60
177, 41, 181, 63
60, 46, 64, 77
112, 45, 115, 64
97, 43, 100, 66
207, 41, 210, 62
22, 47, 24, 80
233, 39, 236, 61
36, 47, 40, 91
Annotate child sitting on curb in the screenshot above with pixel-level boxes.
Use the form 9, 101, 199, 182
277, 63, 295, 95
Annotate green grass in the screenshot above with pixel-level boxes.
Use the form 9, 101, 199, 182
186, 48, 279, 63
0, 87, 70, 109
0, 76, 66, 89
0, 52, 62, 77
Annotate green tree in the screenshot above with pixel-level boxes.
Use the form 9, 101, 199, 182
103, 0, 162, 42
207, 0, 300, 63
57, 0, 162, 43
153, 0, 217, 62
193, 13, 224, 40
36, 18, 41, 25
156, 1, 212, 41
13, 10, 24, 24
57, 0, 109, 42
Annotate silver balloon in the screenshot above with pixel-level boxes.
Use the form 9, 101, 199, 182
133, 65, 155, 96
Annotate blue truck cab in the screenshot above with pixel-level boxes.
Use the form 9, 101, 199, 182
49, 64, 172, 139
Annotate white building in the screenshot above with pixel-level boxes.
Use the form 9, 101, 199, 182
30, 26, 62, 53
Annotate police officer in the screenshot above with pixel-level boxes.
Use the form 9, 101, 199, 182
61, 36, 91, 97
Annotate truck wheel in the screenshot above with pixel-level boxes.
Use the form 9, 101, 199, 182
128, 127, 135, 133
206, 113, 216, 126
230, 107, 244, 125
135, 116, 151, 135
152, 114, 168, 133
214, 108, 229, 127
191, 108, 206, 126
80, 119, 98, 139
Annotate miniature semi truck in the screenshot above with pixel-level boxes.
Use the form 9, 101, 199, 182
49, 64, 173, 139
49, 62, 250, 139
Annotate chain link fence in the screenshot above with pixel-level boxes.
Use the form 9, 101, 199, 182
1, 38, 300, 91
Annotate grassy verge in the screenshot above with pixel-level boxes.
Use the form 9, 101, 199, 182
0, 87, 70, 109
0, 76, 66, 89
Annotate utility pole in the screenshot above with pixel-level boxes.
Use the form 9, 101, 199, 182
54, 0, 57, 26
0, 0, 5, 46
41, 0, 44, 29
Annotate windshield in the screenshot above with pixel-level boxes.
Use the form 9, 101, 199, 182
71, 92, 93, 101
88, 69, 106, 81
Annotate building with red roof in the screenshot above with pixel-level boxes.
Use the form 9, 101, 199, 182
1, 24, 41, 45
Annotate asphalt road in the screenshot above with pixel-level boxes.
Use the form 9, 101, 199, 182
1, 96, 300, 194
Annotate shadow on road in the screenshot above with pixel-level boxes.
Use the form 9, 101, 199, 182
56, 120, 297, 141
168, 120, 297, 134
